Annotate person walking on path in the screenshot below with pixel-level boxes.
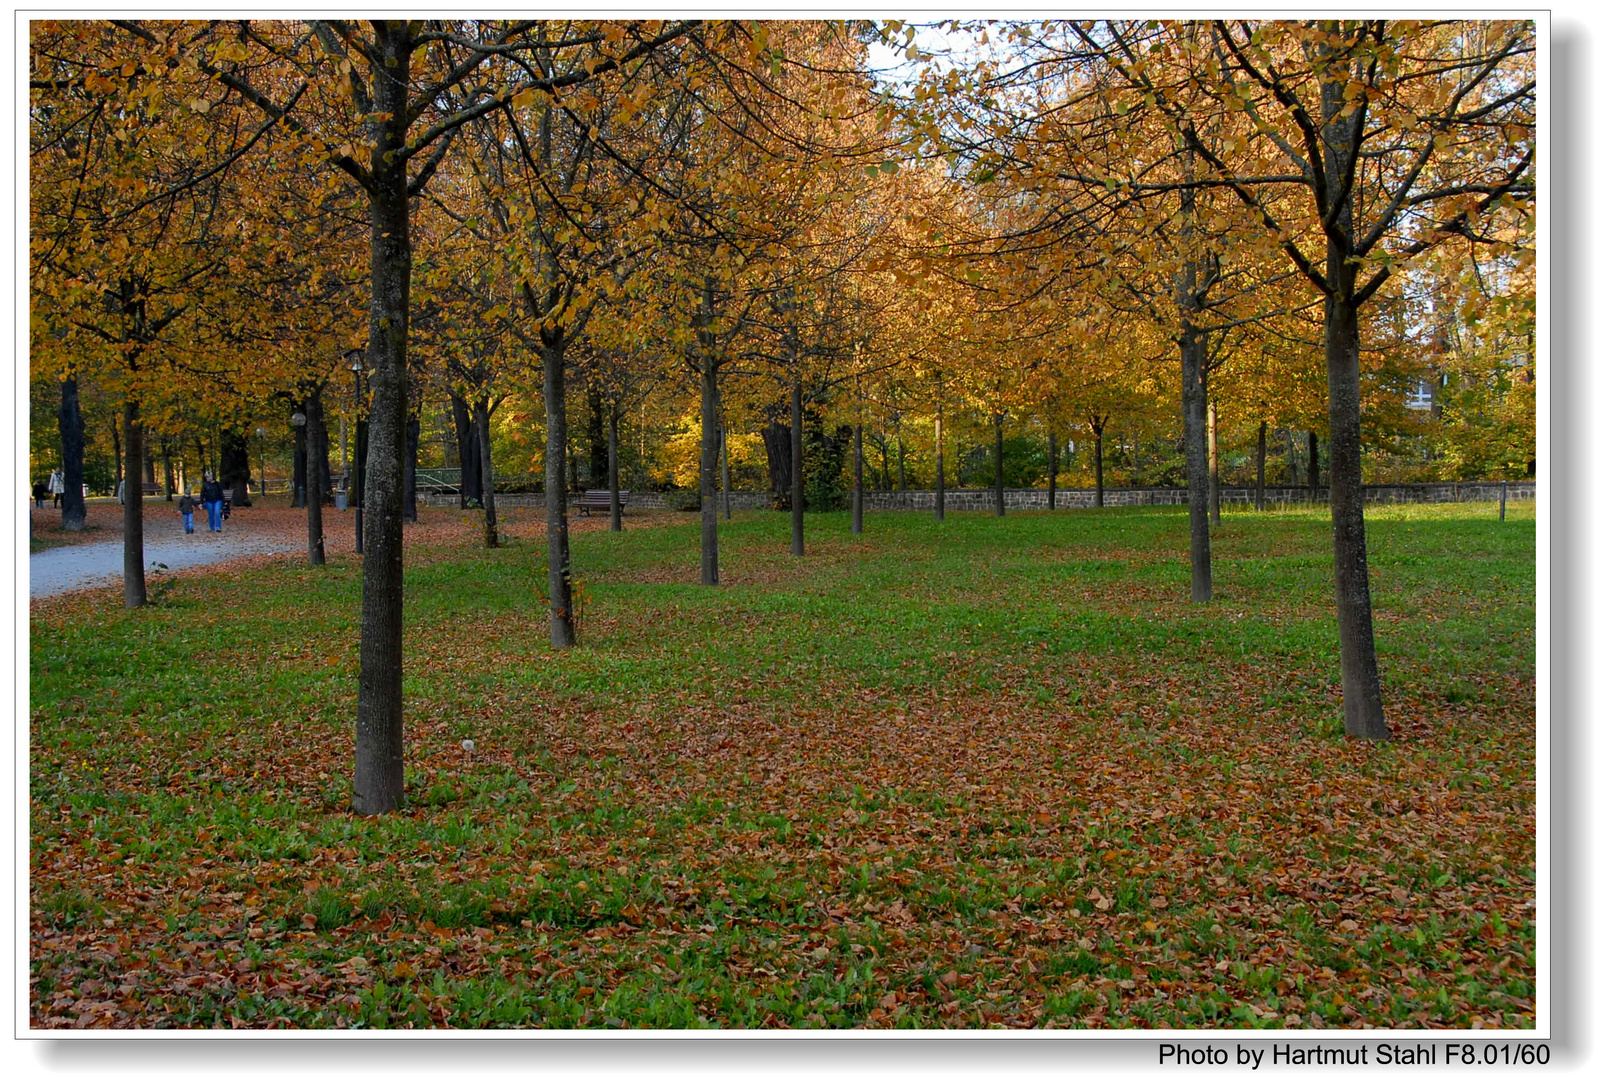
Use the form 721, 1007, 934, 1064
201, 471, 225, 532
33, 478, 48, 507
48, 469, 64, 507
177, 490, 197, 534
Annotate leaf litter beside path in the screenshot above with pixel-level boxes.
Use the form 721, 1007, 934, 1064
28, 505, 1535, 1029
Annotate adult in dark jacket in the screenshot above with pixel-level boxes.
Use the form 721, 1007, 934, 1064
201, 472, 226, 532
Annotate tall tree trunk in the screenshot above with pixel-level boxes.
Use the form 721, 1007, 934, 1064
1179, 315, 1212, 601
161, 437, 174, 500
222, 427, 252, 506
720, 426, 732, 521
896, 432, 906, 492
586, 385, 608, 487
1326, 299, 1388, 738
1255, 420, 1267, 511
790, 377, 805, 556
354, 407, 368, 554
111, 419, 122, 493
1047, 424, 1058, 511
852, 420, 864, 535
403, 410, 419, 523
1307, 430, 1321, 502
451, 393, 481, 509
1092, 417, 1106, 509
305, 392, 326, 566
993, 412, 1006, 517
698, 282, 720, 586
58, 374, 87, 531
760, 412, 791, 510
934, 384, 945, 522
121, 401, 146, 608
608, 405, 622, 532
476, 395, 499, 549
352, 25, 414, 816
1320, 63, 1388, 740
542, 338, 573, 643
142, 435, 156, 487
1207, 399, 1220, 527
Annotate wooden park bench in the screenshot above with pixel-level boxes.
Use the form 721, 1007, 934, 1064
141, 481, 161, 497
575, 489, 627, 516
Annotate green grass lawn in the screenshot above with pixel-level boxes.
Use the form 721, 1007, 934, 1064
29, 501, 1536, 1029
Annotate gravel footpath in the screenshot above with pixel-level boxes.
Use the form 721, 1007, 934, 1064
29, 531, 304, 598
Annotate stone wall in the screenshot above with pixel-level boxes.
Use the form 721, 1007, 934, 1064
421, 481, 1533, 513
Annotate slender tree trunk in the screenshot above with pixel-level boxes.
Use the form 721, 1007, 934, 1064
993, 412, 1006, 517
352, 26, 415, 816
934, 386, 945, 522
1180, 321, 1212, 601
1255, 420, 1267, 511
451, 393, 481, 509
1092, 418, 1106, 509
852, 420, 864, 535
542, 337, 573, 643
476, 395, 498, 549
404, 410, 419, 523
1308, 430, 1321, 503
1325, 299, 1388, 738
1047, 424, 1058, 511
58, 374, 87, 530
720, 426, 732, 521
790, 377, 805, 556
161, 437, 174, 500
1208, 399, 1221, 527
698, 283, 720, 586
896, 434, 907, 492
608, 405, 622, 532
354, 409, 368, 554
586, 385, 607, 487
305, 392, 325, 566
121, 400, 146, 608
222, 428, 252, 506
111, 419, 122, 493
142, 436, 156, 488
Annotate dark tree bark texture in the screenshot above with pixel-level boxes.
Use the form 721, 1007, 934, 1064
57, 374, 87, 530
790, 378, 804, 556
543, 337, 574, 644
352, 24, 415, 816
121, 401, 146, 609
305, 392, 325, 566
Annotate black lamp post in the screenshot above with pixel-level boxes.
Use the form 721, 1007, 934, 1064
349, 352, 367, 555
255, 426, 267, 501
290, 410, 306, 507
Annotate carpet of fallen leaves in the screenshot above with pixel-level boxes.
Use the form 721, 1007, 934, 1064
29, 502, 1536, 1030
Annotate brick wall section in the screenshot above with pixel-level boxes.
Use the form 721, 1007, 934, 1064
421, 482, 1532, 512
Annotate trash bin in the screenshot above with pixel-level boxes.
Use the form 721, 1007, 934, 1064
336, 489, 348, 511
